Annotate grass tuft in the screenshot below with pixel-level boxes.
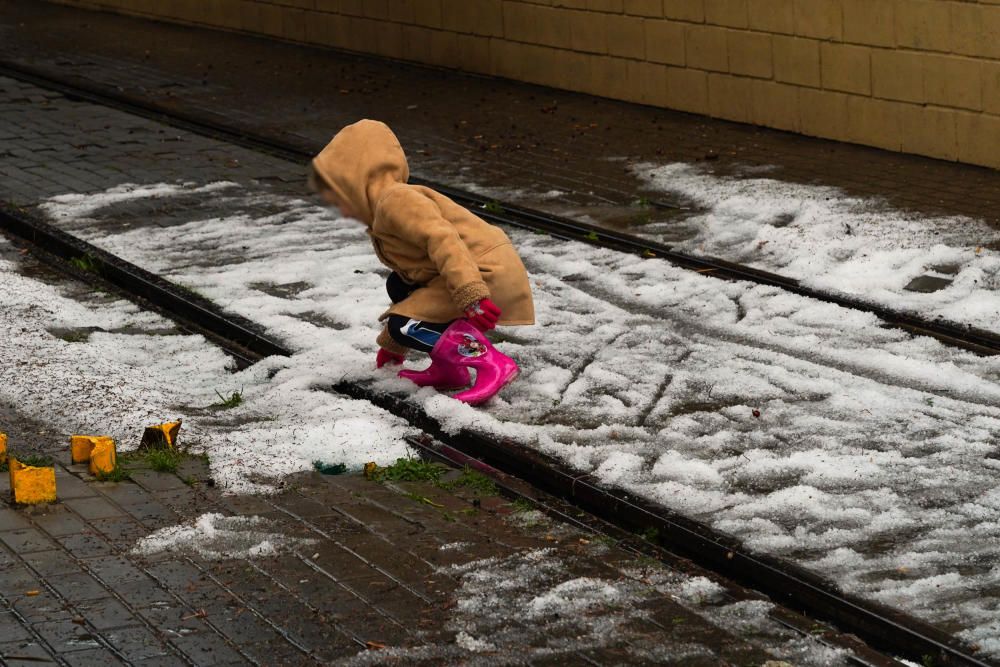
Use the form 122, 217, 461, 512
369, 457, 448, 483
482, 201, 504, 214
510, 498, 535, 513
16, 454, 54, 468
95, 463, 130, 482
640, 526, 660, 543
214, 388, 244, 409
146, 448, 182, 474
441, 467, 499, 496
69, 254, 100, 273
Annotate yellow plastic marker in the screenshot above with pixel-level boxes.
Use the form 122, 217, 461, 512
70, 435, 117, 475
70, 435, 97, 464
140, 420, 182, 450
0, 433, 7, 465
9, 458, 56, 505
88, 438, 117, 477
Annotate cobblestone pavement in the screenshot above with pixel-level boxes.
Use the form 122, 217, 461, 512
0, 70, 885, 667
0, 251, 864, 666
2, 0, 999, 236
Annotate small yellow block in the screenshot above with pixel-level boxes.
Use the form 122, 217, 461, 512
140, 420, 182, 450
70, 435, 117, 476
88, 438, 117, 477
9, 458, 56, 505
0, 433, 7, 464
70, 435, 97, 464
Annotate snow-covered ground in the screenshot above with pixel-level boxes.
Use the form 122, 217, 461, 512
0, 233, 413, 494
634, 162, 1000, 333
36, 181, 1000, 653
133, 513, 316, 560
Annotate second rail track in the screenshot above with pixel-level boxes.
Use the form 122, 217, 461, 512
2, 59, 999, 357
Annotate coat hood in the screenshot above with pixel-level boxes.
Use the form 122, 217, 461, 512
312, 119, 409, 225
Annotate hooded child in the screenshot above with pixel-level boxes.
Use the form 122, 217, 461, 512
309, 120, 535, 405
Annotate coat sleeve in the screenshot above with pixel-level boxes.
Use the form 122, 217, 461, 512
376, 189, 490, 312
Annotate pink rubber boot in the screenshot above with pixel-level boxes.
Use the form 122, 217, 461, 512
430, 320, 519, 406
398, 359, 471, 389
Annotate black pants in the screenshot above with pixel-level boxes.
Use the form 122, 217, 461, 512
385, 272, 452, 353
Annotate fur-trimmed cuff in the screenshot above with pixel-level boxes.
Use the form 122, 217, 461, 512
452, 280, 491, 312
376, 327, 409, 356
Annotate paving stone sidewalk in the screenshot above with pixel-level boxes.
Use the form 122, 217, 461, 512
0, 13, 907, 665
2, 0, 999, 235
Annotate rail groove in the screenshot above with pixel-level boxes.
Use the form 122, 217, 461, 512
2, 59, 999, 357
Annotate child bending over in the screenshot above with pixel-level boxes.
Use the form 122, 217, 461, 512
309, 120, 534, 405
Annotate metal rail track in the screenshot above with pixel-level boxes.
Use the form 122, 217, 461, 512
0, 201, 990, 666
2, 59, 1000, 357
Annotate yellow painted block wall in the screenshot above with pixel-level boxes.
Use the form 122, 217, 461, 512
45, 0, 1000, 169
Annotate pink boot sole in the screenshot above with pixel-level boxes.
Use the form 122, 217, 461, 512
453, 365, 519, 405
398, 364, 471, 390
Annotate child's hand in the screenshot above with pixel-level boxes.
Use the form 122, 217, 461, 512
376, 348, 406, 368
464, 299, 502, 331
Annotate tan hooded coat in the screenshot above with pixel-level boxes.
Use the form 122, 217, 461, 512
312, 120, 535, 354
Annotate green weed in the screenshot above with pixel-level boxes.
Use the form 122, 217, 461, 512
510, 498, 535, 513
146, 448, 182, 474
584, 231, 600, 242
370, 457, 448, 483
591, 534, 618, 548
95, 463, 130, 483
635, 555, 660, 569
15, 454, 54, 468
640, 526, 660, 543
69, 254, 100, 273
634, 196, 652, 208
214, 388, 244, 409
482, 201, 504, 214
441, 467, 498, 496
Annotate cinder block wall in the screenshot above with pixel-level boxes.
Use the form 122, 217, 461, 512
47, 0, 1000, 169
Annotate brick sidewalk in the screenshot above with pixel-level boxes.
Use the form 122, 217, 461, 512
2, 0, 999, 234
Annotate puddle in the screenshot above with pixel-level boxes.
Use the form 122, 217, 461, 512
290, 310, 348, 330
903, 275, 953, 293
47, 325, 180, 342
249, 281, 312, 298
929, 263, 962, 275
